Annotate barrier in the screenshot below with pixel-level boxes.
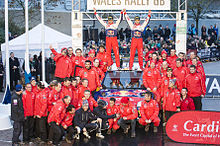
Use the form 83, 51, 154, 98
205, 74, 220, 98
198, 47, 220, 62
166, 111, 220, 145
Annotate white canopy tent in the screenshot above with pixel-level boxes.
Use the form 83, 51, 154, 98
1, 23, 72, 61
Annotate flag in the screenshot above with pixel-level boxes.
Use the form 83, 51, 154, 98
2, 85, 11, 104
24, 52, 31, 83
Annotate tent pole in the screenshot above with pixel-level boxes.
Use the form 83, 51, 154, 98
25, 0, 29, 76
5, 0, 10, 88
41, 0, 46, 83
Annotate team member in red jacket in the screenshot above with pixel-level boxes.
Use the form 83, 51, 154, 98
48, 96, 71, 145
87, 49, 96, 63
139, 91, 160, 133
30, 77, 38, 93
48, 81, 62, 112
143, 60, 161, 102
96, 45, 109, 72
93, 59, 105, 82
167, 48, 178, 69
61, 105, 76, 144
160, 61, 168, 78
173, 58, 189, 91
180, 88, 195, 111
106, 98, 120, 134
61, 78, 73, 99
146, 52, 159, 68
117, 97, 138, 137
77, 78, 90, 101
94, 8, 122, 70
124, 9, 151, 70
34, 82, 48, 142
50, 46, 72, 82
70, 78, 79, 107
72, 48, 86, 77
186, 52, 203, 68
22, 83, 35, 142
157, 50, 168, 70
163, 79, 181, 122
79, 60, 102, 96
77, 90, 98, 111
184, 65, 206, 110
178, 52, 187, 67
192, 57, 206, 81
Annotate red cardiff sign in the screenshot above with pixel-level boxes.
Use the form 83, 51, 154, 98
166, 111, 220, 145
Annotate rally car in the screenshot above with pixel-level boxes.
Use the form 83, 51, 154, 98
94, 70, 154, 112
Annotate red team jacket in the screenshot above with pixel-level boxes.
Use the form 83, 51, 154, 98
78, 68, 101, 91
163, 88, 181, 111
72, 56, 86, 76
48, 99, 68, 125
35, 89, 48, 117
118, 104, 138, 120
77, 85, 90, 100
167, 55, 178, 69
143, 67, 161, 90
140, 99, 159, 121
22, 90, 35, 117
173, 66, 189, 90
61, 112, 75, 127
48, 88, 62, 112
180, 96, 195, 111
107, 105, 119, 115
184, 72, 206, 97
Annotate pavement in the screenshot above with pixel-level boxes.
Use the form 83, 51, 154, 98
0, 61, 219, 146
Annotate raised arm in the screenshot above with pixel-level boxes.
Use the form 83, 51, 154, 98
94, 8, 107, 27
115, 11, 123, 28
123, 9, 133, 29
141, 10, 151, 30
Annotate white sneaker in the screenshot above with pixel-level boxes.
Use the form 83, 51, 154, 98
96, 133, 105, 139
74, 134, 80, 140
83, 131, 91, 139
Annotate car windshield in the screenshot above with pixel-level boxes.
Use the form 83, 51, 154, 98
102, 70, 144, 89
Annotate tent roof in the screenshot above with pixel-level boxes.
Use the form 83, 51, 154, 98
1, 23, 72, 51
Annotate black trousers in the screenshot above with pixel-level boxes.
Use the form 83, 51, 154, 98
77, 123, 99, 133
10, 79, 18, 91
61, 126, 76, 140
38, 117, 47, 142
23, 116, 34, 142
165, 111, 177, 121
50, 122, 63, 145
0, 76, 3, 91
34, 117, 40, 138
192, 96, 202, 110
117, 119, 136, 134
12, 121, 23, 143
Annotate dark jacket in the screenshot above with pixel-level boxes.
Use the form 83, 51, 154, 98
9, 57, 20, 81
93, 100, 116, 120
74, 108, 97, 129
11, 92, 24, 122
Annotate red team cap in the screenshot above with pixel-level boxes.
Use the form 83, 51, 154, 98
61, 48, 67, 52
89, 49, 96, 55
161, 50, 167, 56
121, 97, 129, 104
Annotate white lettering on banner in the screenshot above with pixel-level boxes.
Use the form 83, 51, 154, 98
87, 0, 170, 10
208, 78, 220, 93
183, 120, 220, 133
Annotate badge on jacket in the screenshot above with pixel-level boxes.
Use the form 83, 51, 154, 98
13, 99, 18, 105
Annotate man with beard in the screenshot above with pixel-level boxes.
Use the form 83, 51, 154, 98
79, 60, 102, 96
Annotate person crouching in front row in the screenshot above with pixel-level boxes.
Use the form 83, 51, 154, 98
139, 91, 160, 133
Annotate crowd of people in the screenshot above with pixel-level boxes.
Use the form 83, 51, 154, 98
9, 9, 211, 146
11, 44, 206, 145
